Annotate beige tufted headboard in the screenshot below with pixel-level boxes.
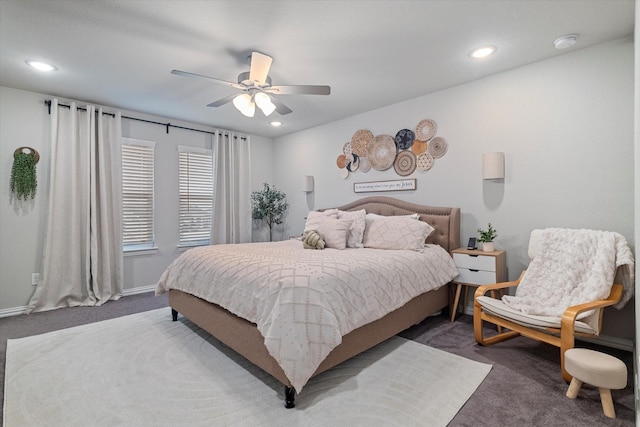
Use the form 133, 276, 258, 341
330, 196, 460, 253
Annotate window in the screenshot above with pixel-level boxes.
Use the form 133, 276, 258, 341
122, 138, 155, 251
178, 146, 213, 247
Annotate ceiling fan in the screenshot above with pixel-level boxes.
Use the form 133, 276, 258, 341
171, 52, 331, 117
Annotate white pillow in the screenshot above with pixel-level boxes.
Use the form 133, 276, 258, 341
304, 209, 338, 232
363, 215, 435, 251
315, 217, 353, 250
337, 209, 366, 248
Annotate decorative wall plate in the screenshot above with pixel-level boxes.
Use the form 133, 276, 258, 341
346, 153, 360, 172
351, 129, 374, 157
340, 168, 350, 179
427, 136, 448, 158
359, 156, 371, 172
393, 151, 417, 176
336, 154, 347, 169
411, 139, 427, 155
367, 134, 396, 171
394, 129, 415, 150
416, 152, 434, 171
415, 119, 437, 141
343, 141, 353, 156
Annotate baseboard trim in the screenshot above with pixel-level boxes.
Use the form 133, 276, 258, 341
0, 305, 29, 318
0, 285, 157, 318
580, 335, 634, 352
119, 285, 156, 297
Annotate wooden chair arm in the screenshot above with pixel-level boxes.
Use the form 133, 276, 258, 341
474, 271, 526, 299
561, 284, 624, 326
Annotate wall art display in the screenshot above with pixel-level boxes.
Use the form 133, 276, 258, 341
335, 117, 449, 178
353, 179, 417, 193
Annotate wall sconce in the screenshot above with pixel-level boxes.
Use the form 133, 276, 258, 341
482, 152, 505, 180
302, 175, 314, 192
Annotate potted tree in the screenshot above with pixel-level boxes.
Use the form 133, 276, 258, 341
477, 223, 498, 252
251, 183, 288, 242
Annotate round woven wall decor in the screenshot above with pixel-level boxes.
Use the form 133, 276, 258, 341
351, 129, 374, 157
427, 136, 448, 158
394, 151, 416, 176
367, 134, 396, 171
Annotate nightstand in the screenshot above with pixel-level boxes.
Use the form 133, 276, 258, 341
450, 248, 507, 322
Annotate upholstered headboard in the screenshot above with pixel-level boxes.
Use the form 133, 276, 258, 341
330, 196, 460, 253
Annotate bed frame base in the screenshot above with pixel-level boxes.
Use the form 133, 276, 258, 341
169, 285, 450, 408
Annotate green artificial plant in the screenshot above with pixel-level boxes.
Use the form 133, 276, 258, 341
477, 223, 498, 243
10, 150, 38, 201
251, 183, 288, 241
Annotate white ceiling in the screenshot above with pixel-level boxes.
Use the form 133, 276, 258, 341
0, 0, 634, 138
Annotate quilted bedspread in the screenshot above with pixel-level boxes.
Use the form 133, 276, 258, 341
155, 239, 458, 391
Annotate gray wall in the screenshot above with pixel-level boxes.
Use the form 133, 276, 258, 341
272, 38, 636, 344
0, 86, 274, 311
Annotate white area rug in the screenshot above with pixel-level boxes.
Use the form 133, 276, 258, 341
4, 309, 491, 426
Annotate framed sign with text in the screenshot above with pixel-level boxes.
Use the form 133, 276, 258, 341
353, 179, 417, 193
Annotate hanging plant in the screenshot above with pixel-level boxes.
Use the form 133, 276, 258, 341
251, 183, 288, 242
10, 147, 39, 201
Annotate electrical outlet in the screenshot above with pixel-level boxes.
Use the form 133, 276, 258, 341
31, 273, 40, 286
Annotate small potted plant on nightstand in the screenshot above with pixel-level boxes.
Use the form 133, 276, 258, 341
477, 223, 497, 252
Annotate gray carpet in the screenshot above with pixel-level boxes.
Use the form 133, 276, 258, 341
1, 292, 635, 426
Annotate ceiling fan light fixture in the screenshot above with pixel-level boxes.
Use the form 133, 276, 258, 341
254, 92, 276, 116
233, 93, 255, 117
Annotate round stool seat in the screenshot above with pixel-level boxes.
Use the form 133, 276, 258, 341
565, 348, 627, 389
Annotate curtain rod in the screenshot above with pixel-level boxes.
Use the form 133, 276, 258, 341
44, 100, 246, 140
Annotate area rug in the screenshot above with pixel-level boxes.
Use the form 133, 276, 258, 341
4, 309, 491, 426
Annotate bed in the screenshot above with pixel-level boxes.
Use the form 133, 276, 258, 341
156, 196, 460, 407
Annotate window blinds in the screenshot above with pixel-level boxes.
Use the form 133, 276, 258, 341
178, 146, 213, 246
122, 139, 155, 249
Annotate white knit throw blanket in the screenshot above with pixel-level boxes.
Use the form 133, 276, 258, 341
502, 228, 635, 317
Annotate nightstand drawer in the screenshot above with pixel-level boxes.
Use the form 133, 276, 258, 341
452, 253, 496, 271
455, 267, 498, 285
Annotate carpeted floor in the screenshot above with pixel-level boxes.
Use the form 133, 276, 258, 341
0, 292, 635, 426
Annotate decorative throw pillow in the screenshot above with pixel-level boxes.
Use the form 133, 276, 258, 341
363, 215, 435, 251
365, 212, 420, 220
337, 209, 366, 248
304, 209, 338, 232
314, 217, 353, 250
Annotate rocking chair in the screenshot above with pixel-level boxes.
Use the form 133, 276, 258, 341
473, 229, 632, 382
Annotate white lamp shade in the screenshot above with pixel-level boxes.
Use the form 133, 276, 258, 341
302, 175, 314, 192
482, 152, 505, 179
233, 93, 255, 117
255, 92, 276, 116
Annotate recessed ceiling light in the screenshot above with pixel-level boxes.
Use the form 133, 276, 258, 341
26, 60, 57, 72
270, 121, 282, 127
469, 46, 496, 59
553, 34, 578, 50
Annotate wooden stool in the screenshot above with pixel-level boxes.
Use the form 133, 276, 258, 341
564, 348, 627, 419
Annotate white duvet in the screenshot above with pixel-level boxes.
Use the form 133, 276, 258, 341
155, 239, 458, 391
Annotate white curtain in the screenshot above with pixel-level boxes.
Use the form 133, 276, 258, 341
28, 99, 123, 312
211, 132, 252, 244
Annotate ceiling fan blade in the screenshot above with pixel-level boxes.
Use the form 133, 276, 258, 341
270, 97, 293, 115
248, 52, 273, 85
206, 93, 238, 108
267, 85, 331, 95
171, 69, 245, 89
